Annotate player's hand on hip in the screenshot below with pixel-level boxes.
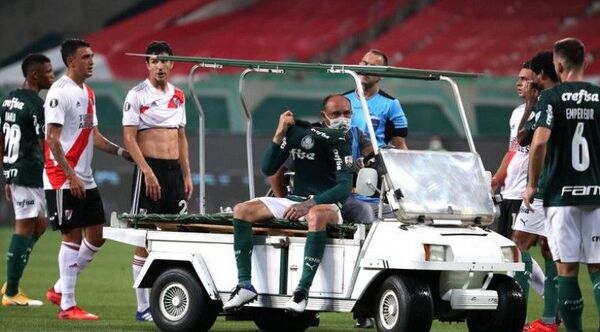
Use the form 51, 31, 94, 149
144, 171, 161, 201
68, 175, 86, 199
184, 176, 193, 201
4, 184, 11, 202
522, 186, 536, 211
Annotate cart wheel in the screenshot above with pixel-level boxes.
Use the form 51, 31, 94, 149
253, 308, 315, 332
150, 267, 219, 332
374, 274, 433, 332
466, 274, 526, 332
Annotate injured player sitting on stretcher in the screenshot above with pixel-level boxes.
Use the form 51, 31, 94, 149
222, 105, 353, 314
269, 94, 394, 223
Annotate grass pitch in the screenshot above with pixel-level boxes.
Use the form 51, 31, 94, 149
0, 227, 597, 331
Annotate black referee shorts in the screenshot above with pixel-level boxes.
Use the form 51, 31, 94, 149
130, 157, 186, 215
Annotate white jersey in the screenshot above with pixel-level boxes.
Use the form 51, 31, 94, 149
122, 79, 186, 130
43, 75, 98, 190
501, 104, 532, 199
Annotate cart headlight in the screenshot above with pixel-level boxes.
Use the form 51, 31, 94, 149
501, 246, 520, 263
424, 244, 448, 262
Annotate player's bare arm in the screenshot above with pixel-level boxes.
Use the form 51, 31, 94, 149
516, 81, 540, 146
0, 133, 9, 202
492, 152, 510, 192
268, 165, 289, 197
123, 126, 161, 202
523, 127, 550, 209
92, 127, 132, 161
177, 127, 193, 200
389, 136, 407, 150
47, 123, 85, 198
273, 110, 295, 144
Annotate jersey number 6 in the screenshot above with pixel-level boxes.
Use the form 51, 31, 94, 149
572, 122, 590, 172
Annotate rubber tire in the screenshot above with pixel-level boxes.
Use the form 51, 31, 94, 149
150, 267, 219, 332
253, 308, 315, 332
466, 274, 526, 332
373, 274, 433, 332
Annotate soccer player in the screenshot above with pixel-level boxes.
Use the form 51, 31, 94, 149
344, 49, 408, 149
223, 110, 353, 314
491, 61, 536, 238
0, 54, 54, 306
512, 50, 561, 332
523, 37, 600, 332
44, 38, 131, 320
122, 40, 193, 321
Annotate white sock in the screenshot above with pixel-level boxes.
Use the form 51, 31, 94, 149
54, 279, 61, 293
77, 238, 100, 272
59, 242, 80, 310
531, 257, 545, 296
132, 255, 149, 312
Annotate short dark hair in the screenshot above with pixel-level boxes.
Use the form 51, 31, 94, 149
530, 50, 559, 82
60, 38, 90, 66
322, 94, 351, 108
21, 53, 50, 77
554, 38, 585, 70
145, 41, 173, 62
522, 60, 531, 69
368, 49, 388, 66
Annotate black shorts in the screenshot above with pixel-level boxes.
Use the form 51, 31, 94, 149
130, 157, 186, 214
46, 188, 106, 231
497, 199, 522, 238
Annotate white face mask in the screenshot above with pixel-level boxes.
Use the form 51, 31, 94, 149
327, 116, 352, 131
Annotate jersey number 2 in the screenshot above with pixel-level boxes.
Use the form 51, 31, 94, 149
572, 122, 590, 172
2, 123, 21, 164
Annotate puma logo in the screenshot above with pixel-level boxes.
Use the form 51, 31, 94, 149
305, 262, 317, 271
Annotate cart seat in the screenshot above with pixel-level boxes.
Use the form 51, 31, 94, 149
117, 213, 369, 239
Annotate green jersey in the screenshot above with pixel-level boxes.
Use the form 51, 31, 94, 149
525, 106, 545, 200
0, 89, 45, 187
535, 82, 600, 206
262, 124, 353, 205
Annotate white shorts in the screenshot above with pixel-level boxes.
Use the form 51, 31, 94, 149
9, 184, 47, 220
512, 199, 546, 237
545, 205, 600, 264
253, 197, 343, 224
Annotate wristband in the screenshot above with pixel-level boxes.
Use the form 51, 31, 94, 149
117, 147, 125, 157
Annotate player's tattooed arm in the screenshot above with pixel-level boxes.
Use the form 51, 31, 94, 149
47, 123, 85, 198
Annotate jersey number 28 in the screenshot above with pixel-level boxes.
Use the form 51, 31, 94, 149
2, 123, 21, 164
572, 122, 590, 172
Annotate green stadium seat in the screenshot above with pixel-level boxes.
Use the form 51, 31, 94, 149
403, 103, 457, 136
184, 95, 229, 131
253, 97, 322, 134
95, 94, 123, 131
474, 105, 512, 137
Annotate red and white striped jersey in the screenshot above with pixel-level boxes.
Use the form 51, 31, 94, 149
122, 79, 186, 130
501, 104, 532, 199
43, 75, 98, 190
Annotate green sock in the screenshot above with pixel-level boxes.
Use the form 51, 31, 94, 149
591, 271, 600, 328
557, 276, 583, 332
6, 234, 30, 296
297, 231, 327, 293
542, 257, 558, 324
232, 219, 253, 285
514, 251, 532, 302
24, 232, 41, 265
